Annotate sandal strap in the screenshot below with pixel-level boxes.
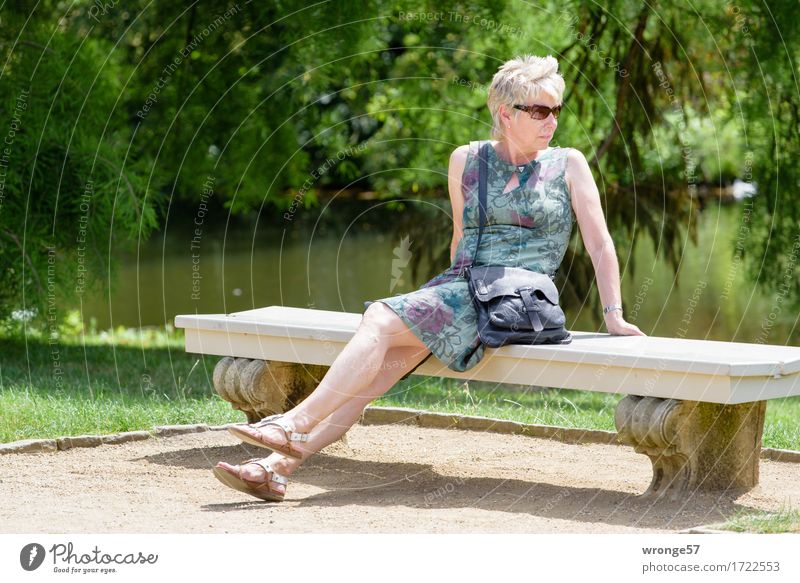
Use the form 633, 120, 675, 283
252, 414, 310, 443
242, 458, 290, 486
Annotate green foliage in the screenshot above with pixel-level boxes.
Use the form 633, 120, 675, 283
730, 1, 800, 297
0, 7, 160, 320
1, 0, 799, 322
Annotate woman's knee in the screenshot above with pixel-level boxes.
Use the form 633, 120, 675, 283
360, 302, 417, 347
360, 302, 400, 335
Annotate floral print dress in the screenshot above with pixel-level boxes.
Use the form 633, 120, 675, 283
364, 141, 576, 373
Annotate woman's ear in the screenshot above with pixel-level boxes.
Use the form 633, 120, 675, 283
497, 103, 513, 130
498, 103, 510, 127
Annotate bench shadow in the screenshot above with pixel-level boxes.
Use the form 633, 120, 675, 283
141, 445, 762, 531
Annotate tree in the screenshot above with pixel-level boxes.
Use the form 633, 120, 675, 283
0, 7, 158, 323
2, 0, 798, 328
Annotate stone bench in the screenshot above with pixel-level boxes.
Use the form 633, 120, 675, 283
174, 305, 800, 500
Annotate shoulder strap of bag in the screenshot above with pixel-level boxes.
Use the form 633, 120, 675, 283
467, 141, 561, 282
469, 140, 490, 268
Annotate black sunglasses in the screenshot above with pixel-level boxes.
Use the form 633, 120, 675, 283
513, 103, 562, 120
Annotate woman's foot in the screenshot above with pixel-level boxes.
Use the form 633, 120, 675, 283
213, 455, 299, 502
228, 414, 313, 459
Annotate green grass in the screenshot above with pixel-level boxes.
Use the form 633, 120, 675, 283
375, 377, 619, 431
376, 377, 800, 451
0, 387, 239, 440
0, 324, 242, 442
717, 507, 800, 533
762, 401, 800, 450
2, 321, 800, 452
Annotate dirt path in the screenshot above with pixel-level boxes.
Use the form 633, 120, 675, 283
2, 423, 799, 533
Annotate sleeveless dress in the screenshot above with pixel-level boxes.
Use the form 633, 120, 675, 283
363, 141, 576, 374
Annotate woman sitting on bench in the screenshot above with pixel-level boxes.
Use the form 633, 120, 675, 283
213, 54, 645, 502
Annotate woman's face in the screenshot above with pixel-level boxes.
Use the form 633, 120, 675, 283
501, 92, 560, 149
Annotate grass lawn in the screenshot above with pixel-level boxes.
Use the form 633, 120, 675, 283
717, 508, 800, 533
0, 326, 234, 441
2, 326, 800, 452
379, 376, 800, 451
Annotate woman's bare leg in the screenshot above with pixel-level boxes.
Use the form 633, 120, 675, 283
218, 344, 430, 493
230, 302, 428, 452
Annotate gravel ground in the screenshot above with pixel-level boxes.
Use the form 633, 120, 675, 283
2, 423, 799, 533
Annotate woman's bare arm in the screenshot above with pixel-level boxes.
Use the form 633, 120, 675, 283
447, 145, 469, 263
566, 148, 645, 336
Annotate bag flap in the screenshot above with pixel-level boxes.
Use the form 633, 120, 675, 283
470, 266, 560, 304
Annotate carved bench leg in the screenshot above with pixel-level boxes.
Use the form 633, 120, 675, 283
212, 357, 329, 423
615, 395, 767, 500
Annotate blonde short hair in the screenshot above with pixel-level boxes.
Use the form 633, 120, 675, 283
487, 55, 566, 140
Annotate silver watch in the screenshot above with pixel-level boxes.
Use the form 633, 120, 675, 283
603, 304, 623, 315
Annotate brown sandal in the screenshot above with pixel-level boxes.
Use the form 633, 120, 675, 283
212, 458, 289, 502
227, 414, 310, 460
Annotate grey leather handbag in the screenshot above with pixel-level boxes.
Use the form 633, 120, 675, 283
463, 141, 572, 348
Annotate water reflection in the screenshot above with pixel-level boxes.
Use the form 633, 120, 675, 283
80, 201, 795, 345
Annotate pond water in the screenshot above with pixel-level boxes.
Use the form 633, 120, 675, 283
79, 199, 796, 345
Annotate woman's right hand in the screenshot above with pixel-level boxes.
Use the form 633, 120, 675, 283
605, 313, 647, 336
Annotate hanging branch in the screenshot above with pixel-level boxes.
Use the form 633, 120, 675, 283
594, 6, 650, 164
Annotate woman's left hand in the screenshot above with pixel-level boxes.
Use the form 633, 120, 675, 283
604, 313, 647, 336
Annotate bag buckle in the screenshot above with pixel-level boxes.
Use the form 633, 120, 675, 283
518, 287, 544, 332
